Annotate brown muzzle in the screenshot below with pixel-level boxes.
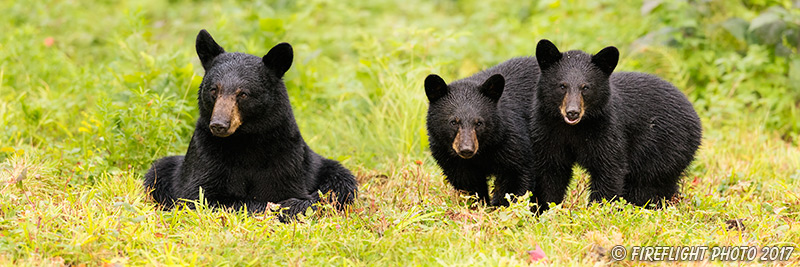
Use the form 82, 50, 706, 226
560, 92, 584, 125
452, 127, 478, 159
209, 95, 242, 137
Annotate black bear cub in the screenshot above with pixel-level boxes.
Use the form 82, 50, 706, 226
144, 30, 357, 221
530, 39, 701, 210
425, 57, 539, 206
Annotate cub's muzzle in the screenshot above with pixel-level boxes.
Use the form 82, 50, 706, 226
452, 128, 478, 159
560, 92, 585, 125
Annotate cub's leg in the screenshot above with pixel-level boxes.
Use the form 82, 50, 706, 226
441, 161, 490, 203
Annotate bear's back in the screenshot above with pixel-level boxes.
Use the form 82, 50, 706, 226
610, 72, 699, 128
464, 57, 539, 120
610, 71, 702, 171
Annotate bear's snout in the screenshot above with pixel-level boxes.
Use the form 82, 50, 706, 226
209, 95, 242, 137
209, 121, 230, 136
457, 146, 475, 159
452, 128, 479, 159
560, 92, 585, 125
565, 109, 581, 121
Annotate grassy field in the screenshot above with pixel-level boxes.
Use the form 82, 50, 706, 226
1, 0, 799, 265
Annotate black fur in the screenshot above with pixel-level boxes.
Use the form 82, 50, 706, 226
425, 57, 539, 206
530, 39, 702, 210
144, 29, 358, 221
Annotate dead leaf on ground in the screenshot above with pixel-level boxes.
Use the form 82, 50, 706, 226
589, 244, 607, 261
725, 218, 746, 231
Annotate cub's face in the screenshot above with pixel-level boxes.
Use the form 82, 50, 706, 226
425, 74, 504, 159
194, 29, 293, 137
535, 39, 618, 125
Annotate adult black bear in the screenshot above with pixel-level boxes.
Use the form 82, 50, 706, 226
425, 57, 539, 206
143, 30, 358, 221
530, 39, 701, 210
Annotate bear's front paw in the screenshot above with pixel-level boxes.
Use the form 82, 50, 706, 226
490, 197, 510, 207
275, 198, 315, 222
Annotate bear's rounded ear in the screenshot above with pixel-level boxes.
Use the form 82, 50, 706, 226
196, 29, 226, 71
536, 39, 562, 71
480, 74, 505, 102
424, 74, 448, 102
263, 42, 293, 78
591, 46, 619, 76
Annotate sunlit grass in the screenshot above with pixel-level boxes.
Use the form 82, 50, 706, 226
1, 0, 798, 265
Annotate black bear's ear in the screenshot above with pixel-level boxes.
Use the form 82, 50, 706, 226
196, 29, 226, 71
536, 39, 562, 71
424, 74, 448, 102
263, 42, 293, 78
480, 74, 505, 102
591, 46, 619, 76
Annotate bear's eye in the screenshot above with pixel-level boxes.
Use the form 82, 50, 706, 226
581, 85, 589, 91
475, 121, 483, 127
449, 120, 458, 126
238, 92, 248, 99
209, 88, 217, 95
559, 84, 566, 90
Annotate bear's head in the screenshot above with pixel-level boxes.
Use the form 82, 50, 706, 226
195, 29, 294, 137
535, 39, 618, 126
424, 73, 505, 159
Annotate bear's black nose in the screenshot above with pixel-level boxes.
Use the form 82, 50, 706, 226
209, 122, 229, 135
565, 110, 580, 120
457, 148, 475, 158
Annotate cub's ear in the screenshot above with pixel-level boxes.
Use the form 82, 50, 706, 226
480, 74, 505, 102
591, 46, 619, 76
196, 29, 226, 71
536, 39, 562, 71
263, 42, 293, 78
424, 74, 448, 102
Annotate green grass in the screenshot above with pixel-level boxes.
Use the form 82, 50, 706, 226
1, 0, 799, 265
